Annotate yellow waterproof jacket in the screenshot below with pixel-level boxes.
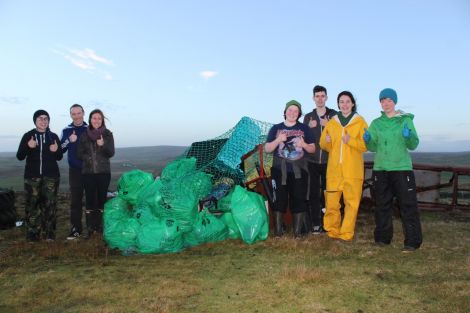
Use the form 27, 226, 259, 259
319, 113, 368, 180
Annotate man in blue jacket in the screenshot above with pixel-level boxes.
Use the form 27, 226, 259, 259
61, 104, 88, 240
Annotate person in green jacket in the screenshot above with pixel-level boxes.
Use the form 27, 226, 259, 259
363, 88, 423, 253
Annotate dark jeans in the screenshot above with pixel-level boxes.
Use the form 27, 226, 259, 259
69, 167, 85, 232
271, 167, 308, 214
373, 170, 423, 248
307, 162, 327, 227
82, 173, 111, 232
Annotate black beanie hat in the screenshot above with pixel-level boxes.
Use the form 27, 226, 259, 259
33, 109, 50, 123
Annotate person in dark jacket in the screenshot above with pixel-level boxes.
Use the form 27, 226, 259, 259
265, 100, 315, 238
302, 85, 337, 234
61, 104, 88, 240
16, 109, 63, 241
77, 109, 115, 237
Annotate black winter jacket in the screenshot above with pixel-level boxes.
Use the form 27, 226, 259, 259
77, 128, 115, 174
303, 107, 337, 164
16, 129, 63, 178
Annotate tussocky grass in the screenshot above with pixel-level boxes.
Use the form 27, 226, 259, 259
0, 195, 469, 313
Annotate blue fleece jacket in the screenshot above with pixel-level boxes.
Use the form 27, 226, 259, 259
60, 122, 88, 169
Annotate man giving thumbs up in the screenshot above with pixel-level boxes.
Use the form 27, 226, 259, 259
60, 104, 88, 240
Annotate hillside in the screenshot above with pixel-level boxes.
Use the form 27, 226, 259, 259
1, 147, 469, 191
0, 145, 187, 191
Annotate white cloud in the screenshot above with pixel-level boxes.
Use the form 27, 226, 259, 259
200, 71, 218, 80
68, 48, 114, 66
52, 46, 114, 80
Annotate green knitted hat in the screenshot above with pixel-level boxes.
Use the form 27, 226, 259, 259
285, 100, 302, 111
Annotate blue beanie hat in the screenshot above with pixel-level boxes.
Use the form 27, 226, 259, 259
379, 88, 397, 104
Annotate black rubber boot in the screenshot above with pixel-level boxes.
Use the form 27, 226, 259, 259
85, 210, 97, 238
273, 211, 284, 237
293, 212, 308, 238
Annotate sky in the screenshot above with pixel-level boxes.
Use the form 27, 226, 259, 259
1, 0, 469, 152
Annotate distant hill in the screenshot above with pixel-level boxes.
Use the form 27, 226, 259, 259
0, 145, 187, 191
365, 151, 470, 167
2, 146, 469, 191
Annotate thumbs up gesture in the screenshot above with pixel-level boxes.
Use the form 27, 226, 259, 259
69, 130, 77, 143
50, 140, 58, 152
27, 136, 37, 149
277, 132, 287, 144
402, 123, 411, 139
325, 131, 331, 143
97, 135, 104, 146
342, 130, 350, 144
363, 128, 371, 143
295, 136, 306, 149
308, 117, 317, 128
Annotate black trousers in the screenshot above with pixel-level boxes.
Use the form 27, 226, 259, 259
307, 162, 327, 227
69, 167, 85, 232
373, 170, 423, 248
271, 167, 308, 214
82, 173, 111, 231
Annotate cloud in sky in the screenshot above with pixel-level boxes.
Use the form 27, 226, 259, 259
200, 71, 218, 80
52, 46, 114, 80
0, 96, 28, 106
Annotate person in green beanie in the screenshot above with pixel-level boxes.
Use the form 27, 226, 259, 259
363, 88, 423, 253
265, 100, 315, 238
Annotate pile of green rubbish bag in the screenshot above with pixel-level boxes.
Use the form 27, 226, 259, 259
104, 157, 269, 255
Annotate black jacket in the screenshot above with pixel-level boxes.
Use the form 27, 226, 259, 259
16, 129, 63, 178
77, 128, 115, 174
303, 107, 337, 164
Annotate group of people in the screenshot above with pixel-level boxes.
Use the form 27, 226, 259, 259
16, 105, 114, 242
266, 86, 423, 252
16, 88, 422, 253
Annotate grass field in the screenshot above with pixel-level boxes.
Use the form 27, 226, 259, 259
1, 148, 469, 312
1, 193, 469, 313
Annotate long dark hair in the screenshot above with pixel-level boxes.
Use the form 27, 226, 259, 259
88, 109, 106, 129
337, 91, 357, 112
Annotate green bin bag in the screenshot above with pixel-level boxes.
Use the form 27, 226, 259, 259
184, 210, 229, 247
103, 197, 140, 250
231, 185, 269, 244
136, 218, 184, 254
117, 169, 154, 205
160, 157, 197, 181
218, 212, 241, 240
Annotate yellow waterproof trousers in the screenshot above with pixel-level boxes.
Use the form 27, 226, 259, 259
323, 177, 363, 241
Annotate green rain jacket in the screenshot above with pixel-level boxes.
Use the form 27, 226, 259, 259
366, 110, 419, 171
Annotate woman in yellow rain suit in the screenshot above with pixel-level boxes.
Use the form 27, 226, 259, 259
319, 91, 368, 241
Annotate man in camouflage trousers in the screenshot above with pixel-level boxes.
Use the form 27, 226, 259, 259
17, 110, 63, 241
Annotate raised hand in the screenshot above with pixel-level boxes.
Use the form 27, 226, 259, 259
277, 132, 287, 143
308, 117, 317, 128
319, 116, 328, 127
27, 136, 37, 149
363, 128, 371, 143
69, 130, 77, 143
402, 123, 411, 138
97, 135, 104, 146
295, 136, 306, 149
342, 130, 350, 144
325, 130, 331, 143
49, 140, 58, 152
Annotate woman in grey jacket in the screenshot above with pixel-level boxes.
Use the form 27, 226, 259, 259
77, 109, 115, 237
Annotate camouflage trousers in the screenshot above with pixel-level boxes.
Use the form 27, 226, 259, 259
24, 177, 60, 241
